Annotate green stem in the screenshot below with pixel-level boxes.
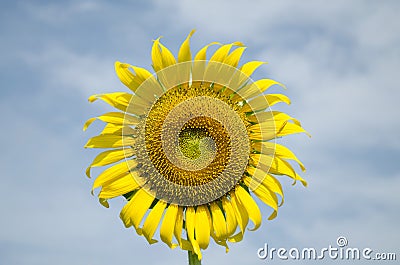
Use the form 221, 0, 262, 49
188, 250, 201, 265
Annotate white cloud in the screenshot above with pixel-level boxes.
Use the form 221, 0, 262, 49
22, 0, 100, 24
21, 47, 119, 97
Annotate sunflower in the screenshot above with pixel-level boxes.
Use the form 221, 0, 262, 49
84, 30, 308, 263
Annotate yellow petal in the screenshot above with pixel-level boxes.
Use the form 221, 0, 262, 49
277, 121, 311, 138
273, 111, 301, 126
83, 112, 139, 131
151, 37, 177, 71
248, 131, 276, 141
265, 174, 285, 206
98, 198, 109, 208
248, 119, 296, 140
247, 120, 279, 141
241, 79, 285, 100
227, 232, 243, 243
119, 189, 154, 231
88, 92, 132, 112
244, 167, 284, 206
211, 233, 230, 253
230, 189, 249, 235
222, 197, 238, 236
125, 94, 153, 116
247, 111, 301, 126
160, 204, 179, 249
245, 166, 282, 192
210, 202, 228, 240
84, 135, 135, 148
244, 169, 280, 219
240, 92, 289, 113
178, 29, 195, 63
82, 117, 96, 131
224, 47, 246, 67
99, 124, 134, 135
266, 93, 291, 106
174, 206, 184, 246
130, 66, 152, 85
204, 45, 244, 87
88, 92, 150, 117
159, 42, 176, 68
115, 61, 164, 100
225, 61, 267, 93
119, 193, 135, 227
250, 154, 307, 186
98, 172, 139, 199
240, 95, 269, 113
250, 181, 279, 220
186, 207, 202, 259
194, 42, 221, 61
115, 62, 153, 93
235, 186, 262, 231
179, 239, 194, 252
86, 148, 134, 177
195, 205, 211, 249
192, 42, 220, 82
209, 42, 244, 63
142, 200, 167, 244
92, 159, 137, 188
252, 119, 283, 134
151, 37, 164, 72
251, 142, 305, 171
272, 156, 308, 186
115, 62, 137, 90
192, 42, 221, 82
239, 61, 267, 78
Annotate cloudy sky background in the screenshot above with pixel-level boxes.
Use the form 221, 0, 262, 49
1, 0, 399, 264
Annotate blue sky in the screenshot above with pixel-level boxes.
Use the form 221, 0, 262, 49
1, 1, 399, 264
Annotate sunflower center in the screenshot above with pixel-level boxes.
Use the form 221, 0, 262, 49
129, 80, 250, 206
178, 127, 215, 160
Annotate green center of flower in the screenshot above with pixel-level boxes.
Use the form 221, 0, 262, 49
176, 126, 218, 170
178, 128, 207, 160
